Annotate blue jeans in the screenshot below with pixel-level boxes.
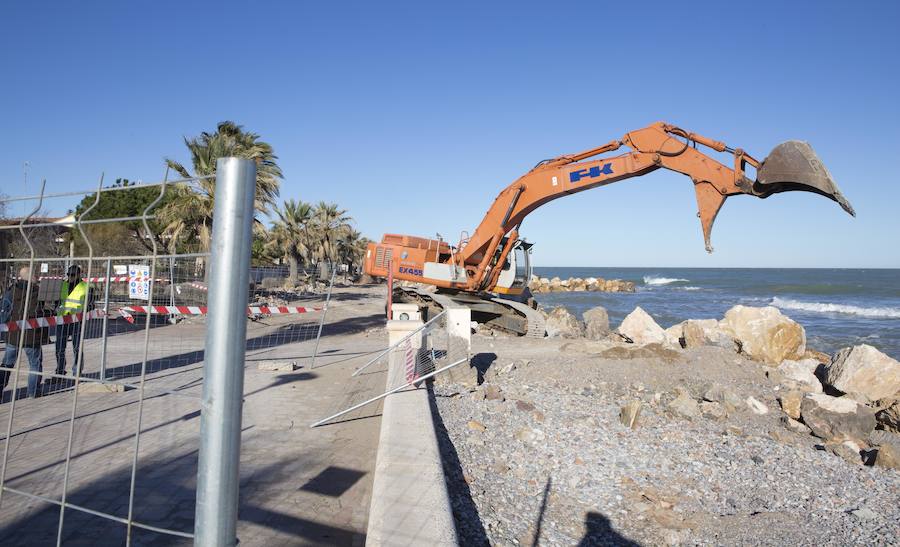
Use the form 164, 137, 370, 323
55, 322, 83, 376
1, 344, 44, 398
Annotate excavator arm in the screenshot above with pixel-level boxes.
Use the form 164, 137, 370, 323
457, 122, 854, 292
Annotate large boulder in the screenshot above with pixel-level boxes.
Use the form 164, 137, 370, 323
777, 358, 823, 393
778, 390, 804, 420
824, 344, 900, 402
665, 322, 685, 347
680, 319, 738, 351
719, 305, 806, 365
583, 306, 610, 340
617, 306, 668, 346
800, 393, 876, 442
544, 306, 585, 339
875, 399, 900, 433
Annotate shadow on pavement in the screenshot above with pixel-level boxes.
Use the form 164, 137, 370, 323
299, 466, 366, 497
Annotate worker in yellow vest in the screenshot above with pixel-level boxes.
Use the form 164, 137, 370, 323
52, 265, 92, 381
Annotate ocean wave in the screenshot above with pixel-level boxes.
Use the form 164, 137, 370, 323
771, 297, 900, 319
679, 286, 702, 291
643, 275, 689, 286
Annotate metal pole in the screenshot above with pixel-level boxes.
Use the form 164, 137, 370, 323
194, 158, 256, 547
169, 256, 176, 323
309, 263, 336, 369
385, 260, 393, 320
99, 258, 112, 381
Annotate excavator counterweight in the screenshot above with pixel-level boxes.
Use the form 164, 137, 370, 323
365, 122, 855, 336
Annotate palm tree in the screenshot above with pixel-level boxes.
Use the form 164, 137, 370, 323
309, 202, 352, 265
337, 229, 369, 279
160, 121, 283, 251
268, 199, 314, 284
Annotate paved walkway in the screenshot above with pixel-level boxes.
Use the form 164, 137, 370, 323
0, 286, 389, 545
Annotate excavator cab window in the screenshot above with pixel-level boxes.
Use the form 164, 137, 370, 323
512, 241, 532, 288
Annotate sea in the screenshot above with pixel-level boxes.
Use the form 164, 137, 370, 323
531, 268, 900, 360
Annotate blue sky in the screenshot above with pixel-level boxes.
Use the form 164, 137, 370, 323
2, 1, 898, 267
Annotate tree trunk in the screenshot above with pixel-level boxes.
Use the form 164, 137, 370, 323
287, 255, 299, 286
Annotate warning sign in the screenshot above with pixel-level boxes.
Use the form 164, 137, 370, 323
128, 264, 151, 300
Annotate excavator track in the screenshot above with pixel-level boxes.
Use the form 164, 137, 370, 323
395, 286, 546, 338
490, 297, 546, 338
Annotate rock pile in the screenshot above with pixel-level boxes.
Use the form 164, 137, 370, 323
539, 302, 900, 464
434, 308, 900, 545
529, 275, 635, 293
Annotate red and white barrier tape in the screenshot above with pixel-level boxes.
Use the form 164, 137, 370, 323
404, 338, 416, 383
2, 304, 323, 331
0, 309, 105, 333
118, 304, 324, 323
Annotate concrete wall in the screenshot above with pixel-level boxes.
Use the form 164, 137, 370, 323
365, 319, 458, 546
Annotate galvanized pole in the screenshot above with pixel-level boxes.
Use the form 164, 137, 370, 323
194, 158, 256, 547
169, 256, 176, 323
99, 257, 112, 381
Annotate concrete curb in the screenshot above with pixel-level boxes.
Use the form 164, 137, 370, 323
365, 321, 458, 546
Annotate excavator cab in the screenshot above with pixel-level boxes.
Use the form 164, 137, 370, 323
494, 239, 533, 296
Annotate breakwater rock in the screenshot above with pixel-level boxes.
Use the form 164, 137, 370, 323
529, 275, 635, 293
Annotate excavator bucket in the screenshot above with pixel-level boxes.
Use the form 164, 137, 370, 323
754, 140, 855, 216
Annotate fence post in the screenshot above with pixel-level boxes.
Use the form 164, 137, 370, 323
194, 157, 256, 547
99, 257, 112, 381
309, 263, 336, 369
385, 260, 393, 319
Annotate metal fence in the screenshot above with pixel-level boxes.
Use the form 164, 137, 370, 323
311, 311, 469, 427
0, 159, 334, 545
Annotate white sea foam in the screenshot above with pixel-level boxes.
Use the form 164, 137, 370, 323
643, 275, 689, 286
771, 297, 900, 319
679, 286, 702, 291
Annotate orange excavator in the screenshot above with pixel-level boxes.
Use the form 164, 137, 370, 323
364, 122, 855, 336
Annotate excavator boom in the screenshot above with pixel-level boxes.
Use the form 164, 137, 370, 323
365, 121, 854, 305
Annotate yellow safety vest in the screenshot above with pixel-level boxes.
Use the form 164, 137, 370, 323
59, 281, 88, 315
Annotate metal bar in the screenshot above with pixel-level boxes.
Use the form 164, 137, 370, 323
311, 357, 468, 428
194, 158, 256, 547
351, 310, 446, 377
0, 174, 214, 204
0, 252, 210, 264
57, 172, 105, 546
169, 256, 176, 320
1, 486, 194, 538
0, 180, 44, 509
125, 168, 169, 546
385, 260, 393, 319
0, 215, 158, 231
100, 258, 112, 381
309, 262, 336, 369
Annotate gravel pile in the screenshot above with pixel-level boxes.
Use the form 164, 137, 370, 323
432, 336, 900, 546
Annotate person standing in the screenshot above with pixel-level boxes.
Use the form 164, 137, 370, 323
53, 264, 91, 379
0, 266, 50, 399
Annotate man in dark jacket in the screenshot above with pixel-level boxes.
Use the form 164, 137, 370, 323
1, 266, 50, 399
